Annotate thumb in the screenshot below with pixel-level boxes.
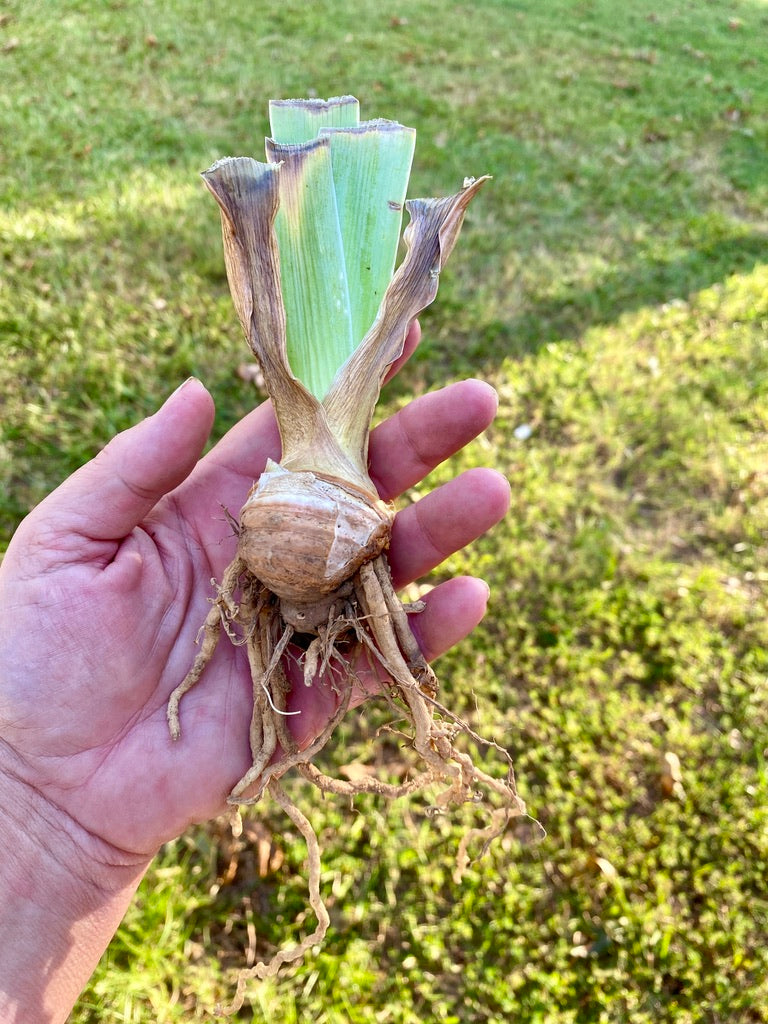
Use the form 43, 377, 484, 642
22, 378, 215, 557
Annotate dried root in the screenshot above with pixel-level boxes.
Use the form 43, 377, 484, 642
167, 551, 525, 1016
214, 778, 329, 1017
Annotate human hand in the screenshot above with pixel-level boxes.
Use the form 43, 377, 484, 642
0, 324, 509, 1021
0, 327, 509, 864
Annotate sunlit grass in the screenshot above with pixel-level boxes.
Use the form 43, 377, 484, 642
3, 0, 768, 1020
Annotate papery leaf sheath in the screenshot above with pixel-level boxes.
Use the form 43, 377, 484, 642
201, 157, 369, 491
288, 176, 489, 478
202, 158, 488, 499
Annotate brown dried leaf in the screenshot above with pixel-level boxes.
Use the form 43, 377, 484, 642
203, 156, 378, 497
660, 750, 685, 798
321, 176, 489, 475
593, 855, 618, 880
242, 821, 285, 877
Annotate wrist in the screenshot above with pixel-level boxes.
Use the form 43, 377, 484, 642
0, 760, 150, 1023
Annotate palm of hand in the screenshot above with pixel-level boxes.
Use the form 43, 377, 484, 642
0, 378, 508, 859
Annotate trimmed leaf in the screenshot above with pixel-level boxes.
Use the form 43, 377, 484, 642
322, 121, 415, 345
201, 156, 377, 496
268, 95, 360, 145
265, 101, 415, 403
201, 102, 489, 498
266, 136, 355, 401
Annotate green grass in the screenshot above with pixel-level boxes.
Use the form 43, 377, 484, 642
2, 0, 768, 1020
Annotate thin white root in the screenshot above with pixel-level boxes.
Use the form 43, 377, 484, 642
230, 679, 352, 805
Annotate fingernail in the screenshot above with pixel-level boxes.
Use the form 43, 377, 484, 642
158, 377, 203, 413
171, 376, 198, 397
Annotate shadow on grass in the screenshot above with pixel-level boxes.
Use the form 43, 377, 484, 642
404, 227, 768, 396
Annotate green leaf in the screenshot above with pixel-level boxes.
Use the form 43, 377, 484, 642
264, 97, 415, 401
266, 135, 355, 401
322, 120, 415, 345
268, 95, 359, 145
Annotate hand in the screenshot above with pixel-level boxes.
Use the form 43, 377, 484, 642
0, 332, 509, 864
0, 324, 509, 1020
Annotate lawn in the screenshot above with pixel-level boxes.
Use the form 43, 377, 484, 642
1, 0, 767, 1021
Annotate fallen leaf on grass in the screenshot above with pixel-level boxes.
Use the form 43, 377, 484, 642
682, 42, 708, 60
643, 125, 670, 143
660, 750, 685, 799
631, 48, 658, 64
593, 856, 619, 881
246, 821, 285, 878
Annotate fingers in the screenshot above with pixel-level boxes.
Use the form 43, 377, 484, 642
381, 319, 421, 384
387, 467, 510, 589
19, 379, 215, 560
369, 378, 499, 501
408, 575, 491, 662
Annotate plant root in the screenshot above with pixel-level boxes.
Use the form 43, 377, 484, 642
169, 551, 526, 1015
214, 778, 329, 1017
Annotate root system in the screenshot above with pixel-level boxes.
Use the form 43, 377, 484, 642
168, 546, 524, 1016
